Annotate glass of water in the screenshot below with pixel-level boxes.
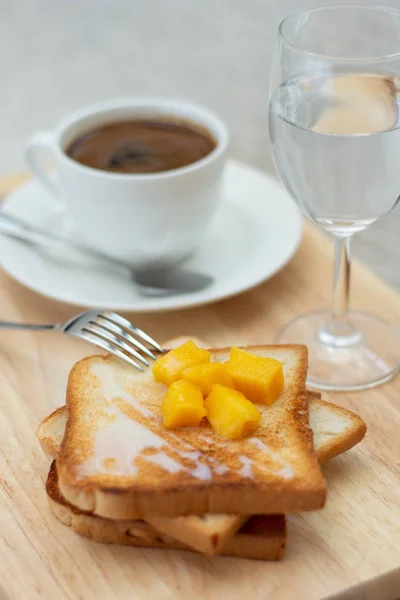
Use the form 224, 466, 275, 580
269, 5, 400, 391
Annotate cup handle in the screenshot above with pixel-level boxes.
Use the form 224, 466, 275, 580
24, 131, 64, 204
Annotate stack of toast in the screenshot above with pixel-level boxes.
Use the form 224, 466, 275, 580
36, 336, 366, 561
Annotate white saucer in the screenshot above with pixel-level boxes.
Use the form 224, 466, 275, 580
0, 159, 302, 312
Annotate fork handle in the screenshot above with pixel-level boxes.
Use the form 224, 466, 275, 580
0, 321, 56, 331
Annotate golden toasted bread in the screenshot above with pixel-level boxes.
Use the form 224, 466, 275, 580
37, 393, 366, 472
307, 393, 367, 461
162, 337, 366, 464
46, 461, 286, 561
37, 391, 366, 553
56, 346, 326, 520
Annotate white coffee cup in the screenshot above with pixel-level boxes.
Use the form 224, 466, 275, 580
25, 97, 228, 268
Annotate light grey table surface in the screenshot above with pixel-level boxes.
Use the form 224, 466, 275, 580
1, 0, 399, 290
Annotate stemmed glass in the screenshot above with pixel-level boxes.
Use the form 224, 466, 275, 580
269, 5, 400, 391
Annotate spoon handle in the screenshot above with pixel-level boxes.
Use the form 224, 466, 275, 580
0, 212, 130, 273
0, 212, 213, 295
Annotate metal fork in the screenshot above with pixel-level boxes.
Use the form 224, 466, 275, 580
0, 310, 164, 371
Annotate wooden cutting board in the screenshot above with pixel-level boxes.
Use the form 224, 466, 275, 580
0, 173, 399, 600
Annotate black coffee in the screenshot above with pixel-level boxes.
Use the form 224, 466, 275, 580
66, 119, 216, 174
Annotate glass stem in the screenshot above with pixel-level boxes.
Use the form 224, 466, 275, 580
331, 234, 351, 328
319, 234, 361, 346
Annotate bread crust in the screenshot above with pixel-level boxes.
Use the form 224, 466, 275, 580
37, 396, 367, 468
47, 462, 286, 561
56, 346, 327, 519
37, 390, 366, 554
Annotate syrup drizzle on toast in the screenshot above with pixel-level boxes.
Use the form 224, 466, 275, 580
77, 361, 295, 483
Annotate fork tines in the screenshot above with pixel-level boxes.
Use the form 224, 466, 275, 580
78, 311, 163, 372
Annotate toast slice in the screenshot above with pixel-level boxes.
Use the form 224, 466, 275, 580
47, 461, 286, 561
37, 392, 366, 554
37, 393, 367, 466
56, 345, 327, 519
307, 393, 367, 461
162, 337, 366, 464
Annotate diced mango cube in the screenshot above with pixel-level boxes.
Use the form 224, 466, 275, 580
152, 340, 211, 386
182, 362, 234, 397
226, 347, 284, 405
204, 384, 261, 440
162, 380, 207, 429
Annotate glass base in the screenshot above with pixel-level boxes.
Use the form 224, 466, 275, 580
276, 311, 400, 391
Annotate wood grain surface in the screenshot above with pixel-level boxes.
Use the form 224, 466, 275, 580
0, 175, 399, 600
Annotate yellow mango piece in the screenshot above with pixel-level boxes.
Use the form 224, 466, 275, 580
226, 347, 284, 405
182, 362, 234, 397
152, 340, 211, 386
162, 380, 207, 429
204, 384, 261, 440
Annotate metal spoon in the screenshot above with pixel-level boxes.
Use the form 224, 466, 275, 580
0, 212, 213, 296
